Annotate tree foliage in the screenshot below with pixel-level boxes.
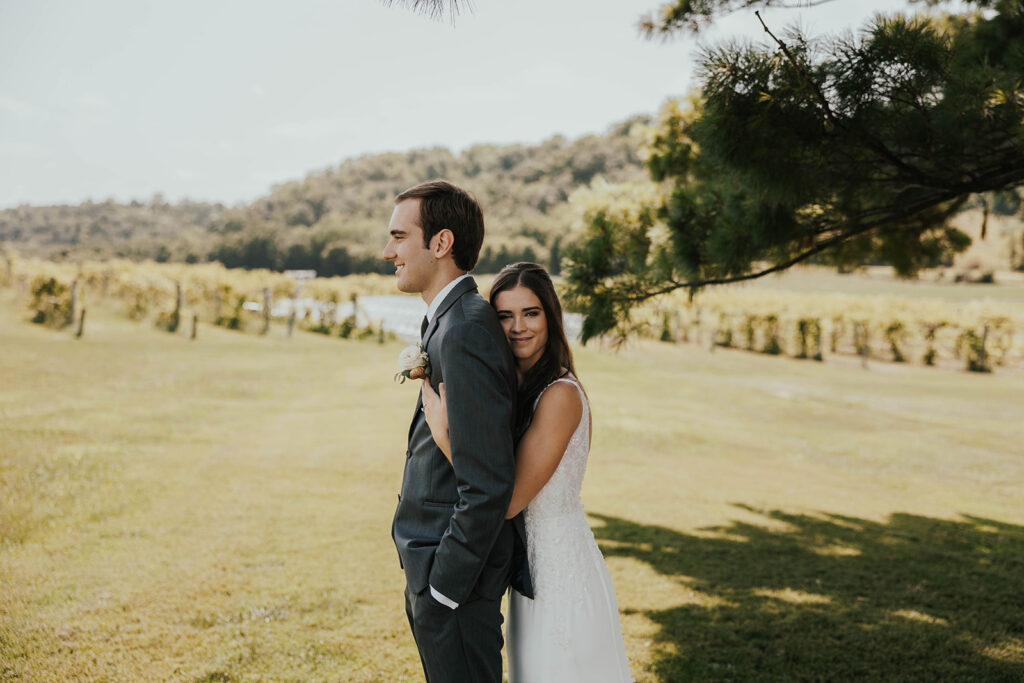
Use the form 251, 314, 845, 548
0, 118, 649, 273
638, 0, 842, 38
565, 0, 1024, 341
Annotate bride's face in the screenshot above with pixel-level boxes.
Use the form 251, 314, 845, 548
494, 285, 548, 371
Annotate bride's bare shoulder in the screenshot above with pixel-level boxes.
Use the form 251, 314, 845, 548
534, 380, 583, 425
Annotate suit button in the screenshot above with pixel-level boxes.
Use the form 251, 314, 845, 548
406, 449, 411, 458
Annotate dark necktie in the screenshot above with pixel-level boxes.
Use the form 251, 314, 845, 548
420, 315, 429, 339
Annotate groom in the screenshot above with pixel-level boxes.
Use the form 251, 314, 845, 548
385, 180, 531, 682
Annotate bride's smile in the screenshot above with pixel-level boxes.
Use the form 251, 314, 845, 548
495, 286, 548, 371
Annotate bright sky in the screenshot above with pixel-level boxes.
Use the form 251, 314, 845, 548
0, 0, 929, 208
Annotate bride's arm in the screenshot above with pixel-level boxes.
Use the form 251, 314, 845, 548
505, 382, 582, 519
422, 378, 583, 518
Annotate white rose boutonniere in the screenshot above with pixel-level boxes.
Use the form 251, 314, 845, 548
395, 342, 431, 383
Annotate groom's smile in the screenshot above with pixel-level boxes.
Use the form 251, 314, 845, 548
383, 198, 439, 298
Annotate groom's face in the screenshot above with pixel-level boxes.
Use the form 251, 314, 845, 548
384, 199, 437, 295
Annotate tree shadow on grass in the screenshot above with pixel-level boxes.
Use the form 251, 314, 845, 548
591, 507, 1024, 681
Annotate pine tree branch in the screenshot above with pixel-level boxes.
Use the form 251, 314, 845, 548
641, 0, 842, 39
615, 189, 971, 303
381, 0, 469, 21
775, 0, 838, 6
754, 11, 842, 127
617, 234, 858, 301
753, 10, 947, 190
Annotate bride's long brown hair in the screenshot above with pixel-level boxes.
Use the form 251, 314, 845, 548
489, 262, 580, 437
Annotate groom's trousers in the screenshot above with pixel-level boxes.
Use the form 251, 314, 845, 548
404, 584, 504, 683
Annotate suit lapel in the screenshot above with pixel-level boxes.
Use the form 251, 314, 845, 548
406, 276, 478, 445
421, 276, 477, 349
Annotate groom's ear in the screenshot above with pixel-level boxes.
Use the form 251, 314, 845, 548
431, 229, 455, 260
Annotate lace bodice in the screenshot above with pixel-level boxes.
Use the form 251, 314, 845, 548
509, 376, 633, 681
524, 377, 590, 524
522, 377, 604, 647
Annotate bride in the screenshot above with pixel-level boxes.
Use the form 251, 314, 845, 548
421, 261, 633, 682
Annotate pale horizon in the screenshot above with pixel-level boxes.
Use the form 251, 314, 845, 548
1, 0, 934, 209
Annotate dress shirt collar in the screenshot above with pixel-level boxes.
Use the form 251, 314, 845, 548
426, 273, 470, 323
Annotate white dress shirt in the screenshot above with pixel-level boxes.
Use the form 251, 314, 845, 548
425, 273, 470, 324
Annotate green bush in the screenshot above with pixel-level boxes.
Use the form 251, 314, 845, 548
28, 276, 72, 328
761, 316, 782, 355
957, 328, 992, 373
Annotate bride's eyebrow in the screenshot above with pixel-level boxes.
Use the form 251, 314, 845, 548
497, 306, 541, 316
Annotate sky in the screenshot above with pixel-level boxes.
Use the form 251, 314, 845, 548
0, 0, 932, 209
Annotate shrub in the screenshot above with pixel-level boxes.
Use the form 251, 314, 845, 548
761, 316, 782, 355
28, 276, 72, 328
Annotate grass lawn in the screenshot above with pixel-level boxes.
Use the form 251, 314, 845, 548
2, 287, 1022, 681
740, 264, 1024, 303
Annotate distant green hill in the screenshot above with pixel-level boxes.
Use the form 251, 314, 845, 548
0, 115, 651, 275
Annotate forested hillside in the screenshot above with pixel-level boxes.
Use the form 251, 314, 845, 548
0, 116, 650, 275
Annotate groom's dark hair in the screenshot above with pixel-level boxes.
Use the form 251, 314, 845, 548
395, 180, 485, 272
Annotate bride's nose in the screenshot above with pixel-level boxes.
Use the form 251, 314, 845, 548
510, 314, 525, 332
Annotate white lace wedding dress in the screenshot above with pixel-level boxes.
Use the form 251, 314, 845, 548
507, 377, 633, 683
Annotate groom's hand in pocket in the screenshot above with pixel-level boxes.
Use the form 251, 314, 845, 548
429, 585, 458, 610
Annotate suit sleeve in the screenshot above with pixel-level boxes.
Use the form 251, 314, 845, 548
428, 321, 516, 604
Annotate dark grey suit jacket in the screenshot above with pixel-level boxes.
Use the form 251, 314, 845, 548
392, 277, 532, 604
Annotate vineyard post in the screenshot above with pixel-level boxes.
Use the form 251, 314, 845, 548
328, 299, 338, 328
811, 319, 823, 361
797, 319, 810, 358
173, 281, 182, 332
213, 288, 222, 323
191, 313, 198, 340
830, 317, 844, 354
350, 292, 360, 327
659, 312, 672, 342
979, 325, 990, 371
856, 322, 870, 369
761, 316, 782, 355
744, 314, 757, 351
68, 279, 78, 327
713, 312, 733, 350
921, 323, 940, 365
265, 287, 272, 333
75, 308, 86, 338
287, 286, 299, 338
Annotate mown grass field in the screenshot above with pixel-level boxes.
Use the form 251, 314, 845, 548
741, 264, 1024, 303
2, 283, 1023, 682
